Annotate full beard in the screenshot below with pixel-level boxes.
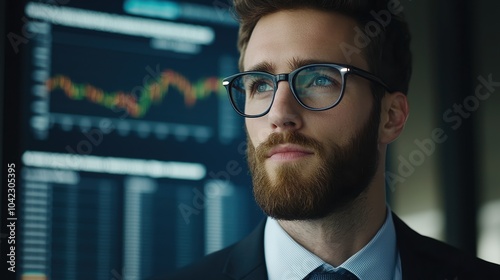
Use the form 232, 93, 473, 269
247, 108, 380, 221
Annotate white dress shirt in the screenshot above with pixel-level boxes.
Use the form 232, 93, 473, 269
264, 208, 402, 280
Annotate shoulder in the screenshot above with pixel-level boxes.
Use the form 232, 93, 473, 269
157, 220, 267, 280
392, 213, 500, 279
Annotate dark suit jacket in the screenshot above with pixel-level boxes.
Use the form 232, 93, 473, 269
165, 214, 500, 280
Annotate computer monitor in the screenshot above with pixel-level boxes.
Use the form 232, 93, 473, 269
1, 1, 263, 279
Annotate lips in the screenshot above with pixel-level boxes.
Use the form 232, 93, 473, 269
267, 144, 314, 161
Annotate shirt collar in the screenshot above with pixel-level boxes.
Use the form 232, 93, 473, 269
264, 208, 399, 280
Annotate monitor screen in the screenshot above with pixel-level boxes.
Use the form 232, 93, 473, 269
1, 1, 263, 279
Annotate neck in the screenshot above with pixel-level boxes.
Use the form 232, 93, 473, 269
277, 184, 387, 267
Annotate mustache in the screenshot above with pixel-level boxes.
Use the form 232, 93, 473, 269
254, 132, 323, 159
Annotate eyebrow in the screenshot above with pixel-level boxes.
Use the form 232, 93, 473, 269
245, 61, 275, 72
287, 57, 328, 70
245, 57, 337, 73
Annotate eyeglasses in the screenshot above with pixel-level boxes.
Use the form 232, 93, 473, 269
222, 63, 391, 118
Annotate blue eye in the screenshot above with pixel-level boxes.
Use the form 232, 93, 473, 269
312, 76, 332, 87
247, 80, 273, 96
256, 82, 273, 92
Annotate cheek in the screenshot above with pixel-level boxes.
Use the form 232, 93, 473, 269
245, 119, 270, 147
309, 111, 351, 143
321, 94, 373, 140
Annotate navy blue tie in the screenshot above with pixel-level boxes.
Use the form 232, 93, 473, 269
305, 267, 359, 280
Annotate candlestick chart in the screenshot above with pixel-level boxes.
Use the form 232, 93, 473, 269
46, 69, 225, 118
42, 67, 239, 142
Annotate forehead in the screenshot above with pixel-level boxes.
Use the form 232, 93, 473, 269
243, 9, 368, 72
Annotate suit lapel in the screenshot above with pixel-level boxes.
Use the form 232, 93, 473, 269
393, 213, 460, 280
394, 214, 432, 279
223, 220, 268, 280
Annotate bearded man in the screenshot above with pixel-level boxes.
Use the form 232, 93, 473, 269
167, 0, 500, 279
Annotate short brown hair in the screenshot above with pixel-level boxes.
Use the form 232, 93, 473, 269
233, 0, 412, 94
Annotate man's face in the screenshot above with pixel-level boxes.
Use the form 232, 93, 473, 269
243, 9, 382, 220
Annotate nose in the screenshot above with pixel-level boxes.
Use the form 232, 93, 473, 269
267, 81, 303, 132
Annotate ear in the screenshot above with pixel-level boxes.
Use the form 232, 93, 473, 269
378, 92, 409, 144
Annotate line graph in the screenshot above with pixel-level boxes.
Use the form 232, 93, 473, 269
29, 25, 242, 143
41, 68, 238, 142
46, 70, 225, 118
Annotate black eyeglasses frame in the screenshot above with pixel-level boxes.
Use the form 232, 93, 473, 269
222, 63, 392, 118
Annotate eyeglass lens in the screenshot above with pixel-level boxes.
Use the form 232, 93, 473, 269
229, 65, 344, 116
